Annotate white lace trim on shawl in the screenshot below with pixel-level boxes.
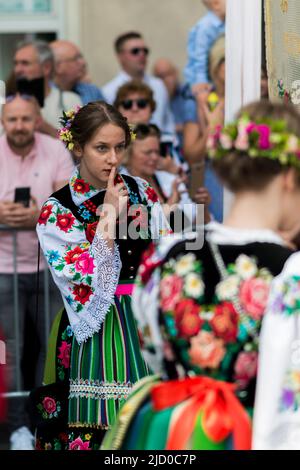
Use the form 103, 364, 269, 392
73, 233, 121, 344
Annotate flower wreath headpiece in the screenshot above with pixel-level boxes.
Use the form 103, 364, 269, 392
58, 106, 82, 151
58, 106, 137, 151
207, 115, 300, 169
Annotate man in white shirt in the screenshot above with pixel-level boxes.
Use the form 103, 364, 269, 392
102, 32, 175, 135
12, 40, 82, 137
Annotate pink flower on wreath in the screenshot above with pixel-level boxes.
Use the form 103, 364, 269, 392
160, 275, 184, 312
234, 351, 258, 389
246, 123, 271, 150
69, 437, 91, 451
239, 278, 270, 321
42, 397, 57, 415
58, 341, 71, 369
235, 128, 249, 151
75, 252, 95, 275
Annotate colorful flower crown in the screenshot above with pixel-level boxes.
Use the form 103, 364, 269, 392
207, 115, 300, 169
58, 106, 137, 150
58, 106, 82, 151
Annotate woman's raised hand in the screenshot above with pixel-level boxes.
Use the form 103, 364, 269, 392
103, 167, 128, 220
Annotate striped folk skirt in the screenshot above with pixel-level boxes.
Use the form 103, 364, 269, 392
35, 290, 148, 450
68, 293, 149, 430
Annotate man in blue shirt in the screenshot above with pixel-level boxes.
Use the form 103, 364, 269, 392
185, 0, 226, 95
50, 40, 104, 105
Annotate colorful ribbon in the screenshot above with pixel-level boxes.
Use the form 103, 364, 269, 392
151, 376, 252, 450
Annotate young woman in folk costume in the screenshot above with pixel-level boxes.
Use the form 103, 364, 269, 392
35, 101, 171, 450
102, 101, 300, 451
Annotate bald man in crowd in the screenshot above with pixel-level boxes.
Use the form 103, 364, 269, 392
50, 40, 104, 105
12, 39, 81, 136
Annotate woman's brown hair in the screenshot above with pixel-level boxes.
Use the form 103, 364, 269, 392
70, 100, 132, 149
212, 100, 300, 192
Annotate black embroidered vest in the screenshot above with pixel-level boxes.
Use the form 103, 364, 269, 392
51, 175, 151, 281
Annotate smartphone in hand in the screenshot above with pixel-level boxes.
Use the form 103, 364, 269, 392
160, 141, 172, 158
188, 162, 205, 201
14, 187, 31, 208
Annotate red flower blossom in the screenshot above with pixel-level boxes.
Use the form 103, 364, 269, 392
234, 351, 258, 389
56, 213, 75, 232
38, 204, 53, 225
139, 243, 163, 285
42, 397, 57, 415
58, 341, 71, 369
65, 246, 85, 264
210, 302, 238, 343
73, 284, 93, 305
69, 437, 91, 451
145, 186, 159, 203
73, 179, 91, 194
58, 433, 69, 443
85, 222, 98, 244
160, 275, 183, 312
174, 299, 203, 339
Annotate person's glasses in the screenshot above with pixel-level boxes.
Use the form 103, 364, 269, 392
6, 94, 33, 103
129, 47, 150, 56
120, 98, 150, 110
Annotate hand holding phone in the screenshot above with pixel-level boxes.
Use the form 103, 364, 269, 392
14, 187, 31, 208
188, 162, 205, 201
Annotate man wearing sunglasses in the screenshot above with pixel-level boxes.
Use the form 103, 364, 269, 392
102, 31, 175, 136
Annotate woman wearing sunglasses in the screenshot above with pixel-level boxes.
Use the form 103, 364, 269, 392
115, 81, 202, 226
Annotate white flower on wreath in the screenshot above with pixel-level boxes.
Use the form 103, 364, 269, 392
175, 253, 196, 276
185, 273, 205, 299
235, 255, 257, 280
216, 275, 240, 301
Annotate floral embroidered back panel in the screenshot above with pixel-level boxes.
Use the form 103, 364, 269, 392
155, 239, 292, 408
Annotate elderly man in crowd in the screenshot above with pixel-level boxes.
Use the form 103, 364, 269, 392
102, 31, 175, 136
0, 94, 74, 450
12, 39, 82, 136
50, 40, 104, 105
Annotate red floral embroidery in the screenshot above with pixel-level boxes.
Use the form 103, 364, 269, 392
73, 179, 91, 194
145, 186, 159, 203
139, 243, 163, 285
38, 204, 53, 225
65, 246, 85, 264
175, 299, 203, 339
234, 351, 258, 389
160, 275, 183, 312
210, 302, 238, 343
56, 213, 75, 232
73, 284, 93, 305
69, 437, 91, 451
42, 397, 57, 415
58, 341, 71, 369
85, 222, 98, 244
